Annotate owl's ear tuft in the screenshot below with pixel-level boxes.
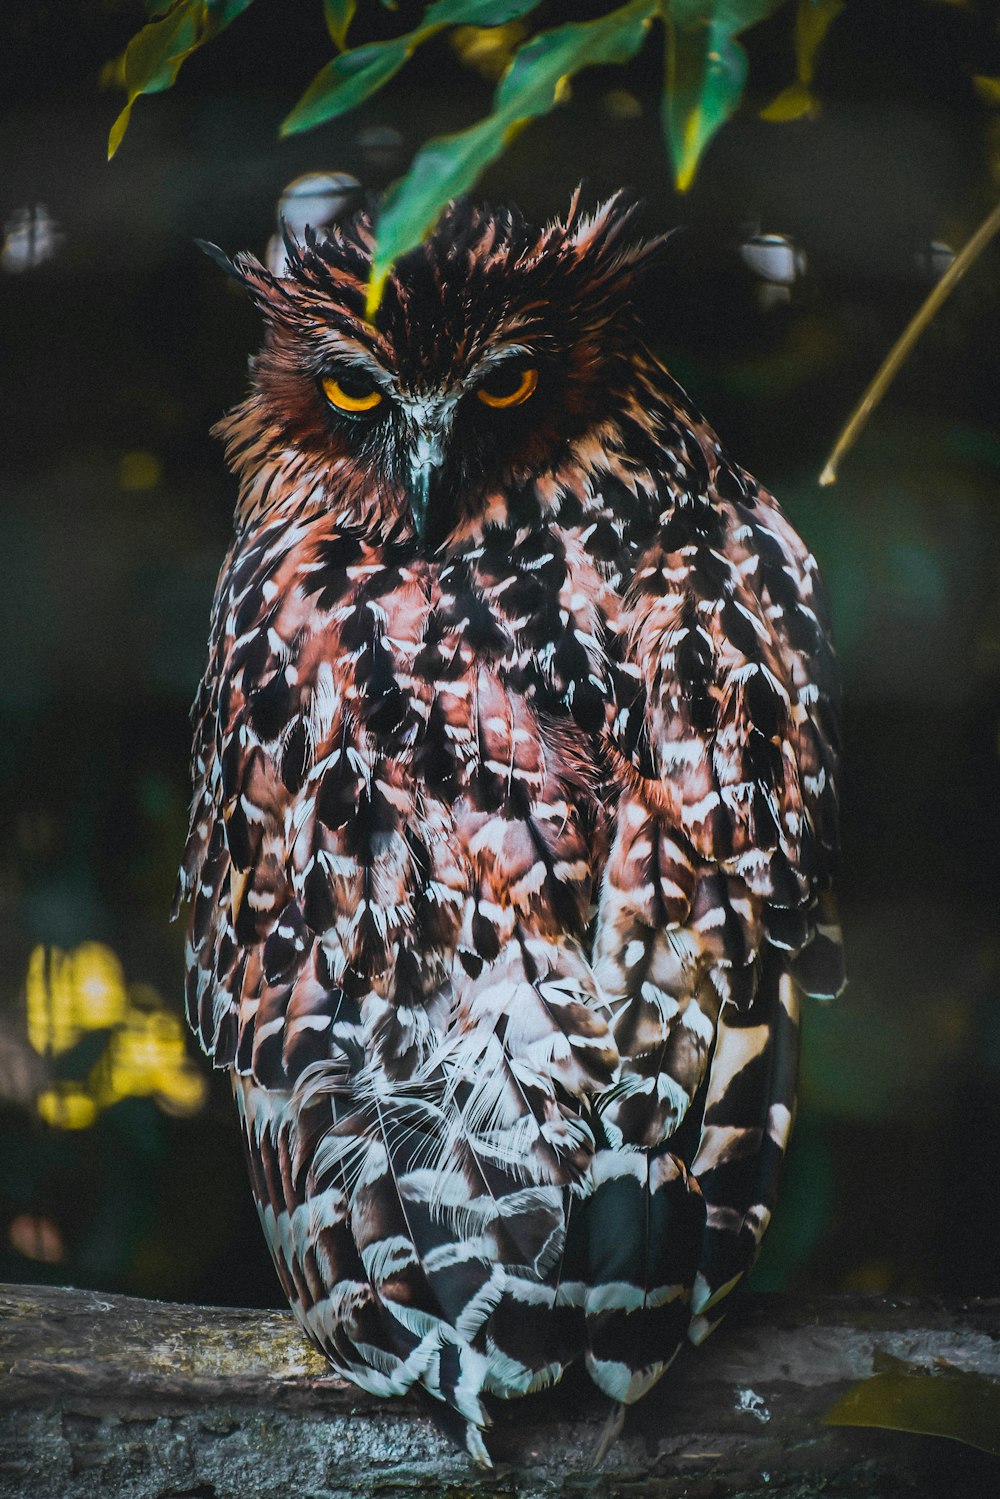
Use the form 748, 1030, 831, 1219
565, 192, 673, 283
196, 240, 302, 324
278, 217, 309, 275
195, 239, 243, 281
543, 192, 676, 335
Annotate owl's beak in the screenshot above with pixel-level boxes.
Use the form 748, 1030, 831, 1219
408, 459, 440, 543
407, 425, 450, 548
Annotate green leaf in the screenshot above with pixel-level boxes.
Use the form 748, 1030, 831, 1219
667, 0, 783, 30
793, 0, 843, 84
281, 40, 415, 135
367, 0, 658, 310
824, 1355, 1000, 1458
108, 0, 255, 159
491, 0, 656, 115
282, 0, 547, 137
322, 0, 357, 50
761, 0, 843, 121
760, 79, 814, 121
663, 17, 746, 191
366, 115, 512, 310
661, 1, 786, 191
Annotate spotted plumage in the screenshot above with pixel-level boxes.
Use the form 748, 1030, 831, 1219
177, 193, 843, 1462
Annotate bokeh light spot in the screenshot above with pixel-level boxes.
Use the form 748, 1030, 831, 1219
119, 449, 162, 491
8, 1213, 65, 1264
25, 944, 206, 1126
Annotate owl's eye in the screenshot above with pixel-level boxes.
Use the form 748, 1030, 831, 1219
476, 365, 538, 409
321, 370, 384, 414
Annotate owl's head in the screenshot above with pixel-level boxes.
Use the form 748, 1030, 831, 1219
211, 193, 665, 547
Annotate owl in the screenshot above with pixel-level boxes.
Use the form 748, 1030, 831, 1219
177, 193, 843, 1465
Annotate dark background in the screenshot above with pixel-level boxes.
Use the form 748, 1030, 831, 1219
2, 0, 1000, 1315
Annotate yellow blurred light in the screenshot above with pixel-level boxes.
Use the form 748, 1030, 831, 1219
99, 53, 127, 92
119, 449, 162, 491
26, 945, 72, 1055
973, 74, 1000, 106
37, 1086, 98, 1130
603, 88, 643, 120
450, 22, 527, 81
74, 943, 129, 1027
92, 1000, 206, 1117
157, 1062, 208, 1116
26, 944, 206, 1127
760, 82, 817, 123
840, 1257, 894, 1295
26, 942, 127, 1056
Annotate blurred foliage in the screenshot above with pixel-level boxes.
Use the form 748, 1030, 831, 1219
363, 0, 662, 307
825, 1352, 1000, 1457
760, 0, 841, 122
104, 0, 838, 298
100, 0, 1000, 356
106, 0, 256, 159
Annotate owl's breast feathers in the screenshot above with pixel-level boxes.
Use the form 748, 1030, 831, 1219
178, 386, 842, 1441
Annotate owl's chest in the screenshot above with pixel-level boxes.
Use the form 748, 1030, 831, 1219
219, 519, 632, 978
238, 516, 633, 760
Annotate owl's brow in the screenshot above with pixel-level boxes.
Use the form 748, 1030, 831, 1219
313, 336, 395, 388
467, 342, 538, 379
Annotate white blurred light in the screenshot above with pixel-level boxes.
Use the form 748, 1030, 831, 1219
266, 172, 361, 275
915, 240, 955, 282
2, 204, 63, 273
739, 231, 807, 308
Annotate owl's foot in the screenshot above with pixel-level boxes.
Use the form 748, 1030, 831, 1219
414, 1386, 494, 1468
464, 1421, 494, 1470
591, 1399, 626, 1467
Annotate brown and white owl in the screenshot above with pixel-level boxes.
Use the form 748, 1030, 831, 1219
176, 193, 843, 1464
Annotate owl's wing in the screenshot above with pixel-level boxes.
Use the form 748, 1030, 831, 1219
177, 516, 459, 1088
177, 514, 624, 1438
175, 518, 363, 1085
177, 520, 467, 1413
590, 462, 843, 1387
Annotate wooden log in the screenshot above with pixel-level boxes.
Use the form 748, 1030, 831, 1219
1, 1283, 998, 1497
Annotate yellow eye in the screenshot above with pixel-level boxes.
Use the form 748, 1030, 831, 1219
321, 372, 384, 413
476, 366, 538, 409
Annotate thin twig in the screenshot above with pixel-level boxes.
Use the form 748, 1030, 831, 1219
819, 195, 1000, 486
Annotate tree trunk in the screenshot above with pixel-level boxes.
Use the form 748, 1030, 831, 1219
1, 1283, 998, 1497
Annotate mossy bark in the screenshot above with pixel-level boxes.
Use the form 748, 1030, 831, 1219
1, 1285, 998, 1497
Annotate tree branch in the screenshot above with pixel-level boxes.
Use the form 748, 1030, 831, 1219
1, 1284, 998, 1496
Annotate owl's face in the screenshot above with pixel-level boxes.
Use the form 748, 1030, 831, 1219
214, 196, 663, 548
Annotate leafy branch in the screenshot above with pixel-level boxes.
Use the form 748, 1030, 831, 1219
107, 0, 840, 298
819, 193, 1000, 485
108, 2, 994, 481
107, 0, 256, 160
